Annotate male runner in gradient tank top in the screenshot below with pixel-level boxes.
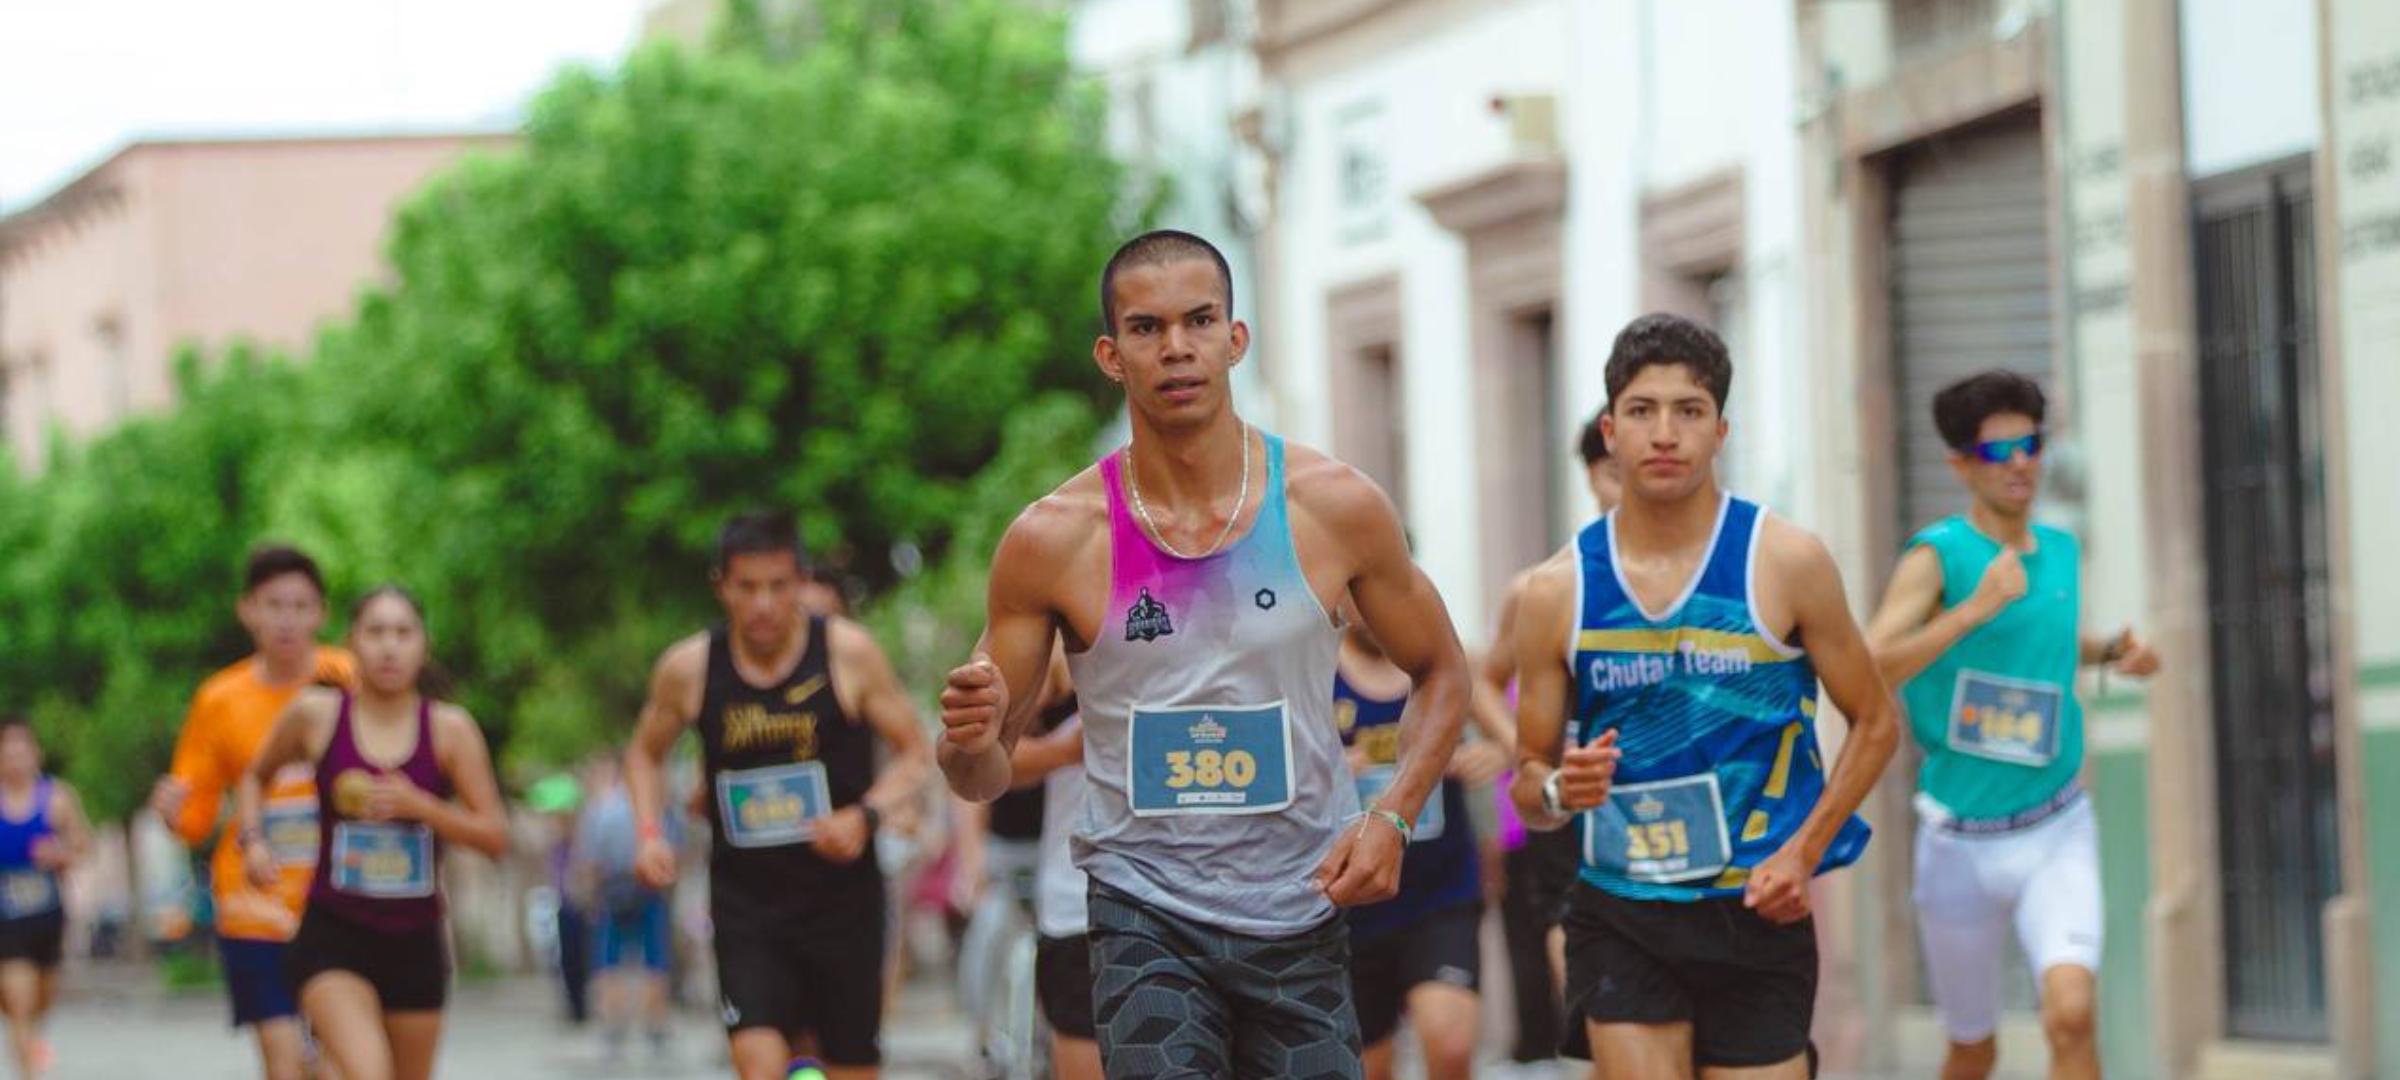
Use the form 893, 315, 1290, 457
937, 230, 1471, 1080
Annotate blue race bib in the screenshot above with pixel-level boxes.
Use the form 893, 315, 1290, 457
0, 871, 57, 919
1947, 670, 2064, 767
1353, 766, 1444, 842
330, 822, 435, 899
1128, 701, 1294, 817
263, 795, 320, 867
1584, 773, 1731, 883
714, 762, 831, 848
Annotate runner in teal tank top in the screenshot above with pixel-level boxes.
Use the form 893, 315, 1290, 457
1510, 315, 1899, 1079
1866, 371, 2159, 1080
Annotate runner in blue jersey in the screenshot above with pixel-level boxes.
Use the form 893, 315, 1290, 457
1509, 314, 1900, 1079
936, 230, 1472, 1080
1865, 371, 2158, 1080
1336, 602, 1507, 1080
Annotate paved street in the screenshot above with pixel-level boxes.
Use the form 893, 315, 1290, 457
41, 965, 976, 1080
36, 962, 1909, 1080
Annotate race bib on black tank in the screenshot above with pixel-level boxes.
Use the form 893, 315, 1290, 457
329, 822, 435, 899
1127, 701, 1294, 817
714, 762, 832, 848
1947, 670, 2064, 767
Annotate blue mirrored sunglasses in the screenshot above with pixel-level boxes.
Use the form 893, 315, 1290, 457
1971, 431, 2043, 464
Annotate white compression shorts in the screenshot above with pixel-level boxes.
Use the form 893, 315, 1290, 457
1910, 794, 2103, 1043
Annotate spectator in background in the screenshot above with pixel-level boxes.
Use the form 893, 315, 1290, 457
526, 768, 589, 1027
575, 757, 678, 1063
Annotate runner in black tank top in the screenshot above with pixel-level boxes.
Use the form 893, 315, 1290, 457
624, 512, 931, 1080
696, 616, 880, 923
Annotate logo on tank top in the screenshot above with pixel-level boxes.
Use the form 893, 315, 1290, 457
722, 703, 820, 759
1254, 588, 1277, 611
1124, 588, 1175, 642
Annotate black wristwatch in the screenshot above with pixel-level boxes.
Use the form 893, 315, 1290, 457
858, 804, 882, 834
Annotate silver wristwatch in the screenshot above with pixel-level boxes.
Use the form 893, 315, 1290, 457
1541, 769, 1567, 819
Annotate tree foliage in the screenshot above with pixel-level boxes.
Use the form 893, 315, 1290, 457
0, 0, 1142, 818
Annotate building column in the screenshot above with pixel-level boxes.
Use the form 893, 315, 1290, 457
2312, 0, 2380, 1075
2122, 0, 2220, 1073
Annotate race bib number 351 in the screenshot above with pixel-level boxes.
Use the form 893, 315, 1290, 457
329, 823, 435, 899
1128, 702, 1294, 817
1948, 670, 2064, 767
715, 762, 832, 848
1583, 773, 1731, 884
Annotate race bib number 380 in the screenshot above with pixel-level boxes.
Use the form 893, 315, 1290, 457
1947, 670, 2064, 767
1128, 701, 1294, 817
329, 822, 435, 899
715, 762, 832, 848
1583, 773, 1731, 884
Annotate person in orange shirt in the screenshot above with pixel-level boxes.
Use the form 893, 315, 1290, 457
151, 545, 353, 1080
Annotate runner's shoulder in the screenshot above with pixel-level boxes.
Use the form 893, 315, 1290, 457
997, 463, 1109, 568
428, 701, 489, 756
651, 632, 712, 689
822, 614, 895, 671
1518, 546, 1581, 613
189, 658, 259, 710
284, 685, 345, 736
1754, 512, 1840, 585
1282, 440, 1398, 532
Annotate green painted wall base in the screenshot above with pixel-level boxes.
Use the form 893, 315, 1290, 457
2367, 728, 2400, 1078
2092, 746, 2154, 1079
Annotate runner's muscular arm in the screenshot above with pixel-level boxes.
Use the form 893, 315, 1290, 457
830, 618, 932, 822
1328, 470, 1471, 828
235, 689, 334, 886
625, 639, 702, 887
1508, 555, 1616, 829
39, 782, 93, 869
1297, 461, 1470, 906
155, 692, 229, 846
940, 499, 1081, 803
1866, 544, 2005, 687
1747, 524, 1900, 923
1469, 574, 1530, 750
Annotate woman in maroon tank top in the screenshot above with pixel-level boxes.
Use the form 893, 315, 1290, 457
236, 586, 508, 1080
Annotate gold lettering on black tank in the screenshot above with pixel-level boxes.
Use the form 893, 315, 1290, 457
719, 703, 821, 759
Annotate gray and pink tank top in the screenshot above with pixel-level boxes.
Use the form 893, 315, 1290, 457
1064, 433, 1356, 937
309, 694, 449, 931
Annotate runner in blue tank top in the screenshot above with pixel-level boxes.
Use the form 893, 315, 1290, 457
0, 718, 89, 1080
1335, 605, 1504, 1080
1865, 371, 2158, 1080
937, 230, 1472, 1080
1509, 314, 1900, 1079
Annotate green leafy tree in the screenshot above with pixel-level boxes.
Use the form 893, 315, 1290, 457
1, 0, 1145, 816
